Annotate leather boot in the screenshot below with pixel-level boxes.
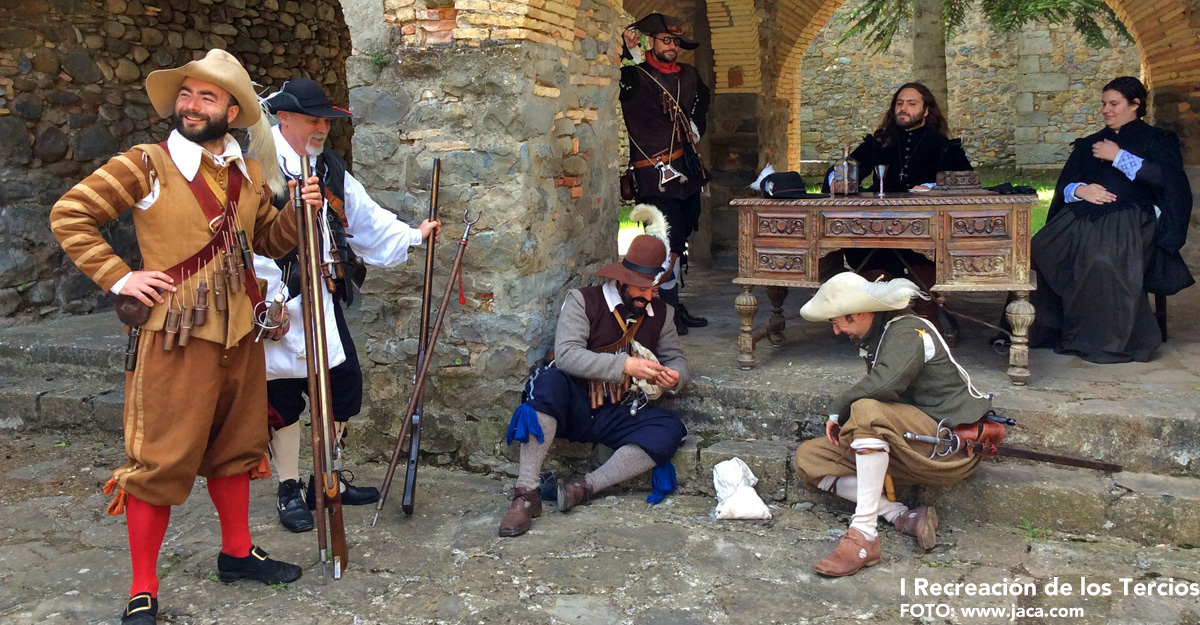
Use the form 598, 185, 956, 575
556, 476, 593, 513
217, 545, 303, 584
893, 506, 938, 550
659, 287, 688, 335
306, 471, 380, 508
675, 303, 708, 328
498, 486, 542, 537
812, 528, 881, 577
121, 593, 158, 624
276, 479, 314, 533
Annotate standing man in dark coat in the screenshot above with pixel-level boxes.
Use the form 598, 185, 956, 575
1028, 76, 1193, 363
620, 13, 711, 336
824, 82, 972, 194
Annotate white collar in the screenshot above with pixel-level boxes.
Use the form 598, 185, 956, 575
602, 281, 655, 317
165, 129, 250, 181
272, 124, 318, 176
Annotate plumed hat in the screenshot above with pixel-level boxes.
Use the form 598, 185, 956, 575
800, 272, 928, 321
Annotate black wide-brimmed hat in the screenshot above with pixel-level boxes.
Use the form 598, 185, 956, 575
762, 171, 826, 199
263, 78, 351, 118
632, 13, 699, 50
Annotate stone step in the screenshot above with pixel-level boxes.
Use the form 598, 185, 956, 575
661, 375, 1200, 480
681, 438, 1200, 546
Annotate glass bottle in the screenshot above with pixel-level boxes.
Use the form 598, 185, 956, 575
832, 145, 859, 195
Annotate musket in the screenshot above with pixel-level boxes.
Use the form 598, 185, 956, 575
401, 158, 440, 516
294, 159, 348, 578
374, 204, 481, 526
903, 414, 1122, 473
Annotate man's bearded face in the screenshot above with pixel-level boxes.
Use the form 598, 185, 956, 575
280, 112, 332, 157
893, 87, 928, 130
649, 34, 679, 64
619, 283, 657, 318
175, 108, 231, 145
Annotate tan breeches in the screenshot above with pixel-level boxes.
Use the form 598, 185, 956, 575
792, 399, 981, 488
115, 330, 268, 506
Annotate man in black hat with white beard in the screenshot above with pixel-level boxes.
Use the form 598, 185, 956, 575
252, 78, 440, 533
620, 13, 711, 336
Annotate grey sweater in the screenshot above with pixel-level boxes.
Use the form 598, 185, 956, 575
553, 288, 690, 389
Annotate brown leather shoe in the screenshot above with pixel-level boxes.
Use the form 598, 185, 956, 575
893, 506, 938, 550
556, 477, 593, 513
812, 528, 882, 577
498, 486, 542, 537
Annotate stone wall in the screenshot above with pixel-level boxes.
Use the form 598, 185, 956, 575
797, 0, 1141, 170
0, 0, 351, 323
344, 0, 625, 468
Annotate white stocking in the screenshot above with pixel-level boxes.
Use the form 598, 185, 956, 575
819, 475, 908, 523
849, 438, 890, 539
268, 422, 302, 483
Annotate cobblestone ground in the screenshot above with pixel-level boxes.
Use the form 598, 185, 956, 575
2, 432, 1198, 625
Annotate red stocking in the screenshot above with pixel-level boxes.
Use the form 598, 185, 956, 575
206, 473, 252, 558
126, 495, 170, 597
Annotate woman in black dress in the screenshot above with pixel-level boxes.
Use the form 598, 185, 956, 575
1029, 76, 1193, 363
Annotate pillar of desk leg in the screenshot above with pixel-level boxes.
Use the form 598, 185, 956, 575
735, 285, 759, 369
1005, 291, 1035, 385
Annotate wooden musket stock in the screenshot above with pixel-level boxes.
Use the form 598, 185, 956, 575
375, 196, 478, 526
401, 158, 440, 516
295, 160, 348, 578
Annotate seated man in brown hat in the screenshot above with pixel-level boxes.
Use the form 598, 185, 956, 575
49, 49, 313, 624
792, 272, 992, 576
498, 205, 689, 537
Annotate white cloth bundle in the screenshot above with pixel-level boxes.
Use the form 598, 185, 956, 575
713, 458, 772, 520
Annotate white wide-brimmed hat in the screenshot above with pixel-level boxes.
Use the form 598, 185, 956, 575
800, 272, 927, 321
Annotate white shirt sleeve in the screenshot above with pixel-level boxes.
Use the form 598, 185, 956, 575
1064, 182, 1085, 203
1113, 149, 1144, 180
341, 172, 425, 267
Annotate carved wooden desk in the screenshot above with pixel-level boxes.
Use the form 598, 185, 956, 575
732, 193, 1038, 385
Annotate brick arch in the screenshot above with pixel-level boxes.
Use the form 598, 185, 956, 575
773, 0, 1200, 169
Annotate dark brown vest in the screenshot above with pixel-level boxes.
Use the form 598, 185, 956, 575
580, 285, 666, 353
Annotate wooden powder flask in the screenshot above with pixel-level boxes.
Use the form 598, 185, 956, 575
178, 306, 193, 346
162, 297, 181, 352
236, 230, 254, 277
212, 270, 227, 312
193, 281, 209, 327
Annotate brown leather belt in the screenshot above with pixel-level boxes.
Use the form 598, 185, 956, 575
631, 148, 683, 169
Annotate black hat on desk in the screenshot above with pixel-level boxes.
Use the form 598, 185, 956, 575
761, 171, 827, 199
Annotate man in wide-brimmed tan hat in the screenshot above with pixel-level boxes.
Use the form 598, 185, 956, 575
497, 205, 689, 537
49, 49, 320, 624
793, 272, 992, 577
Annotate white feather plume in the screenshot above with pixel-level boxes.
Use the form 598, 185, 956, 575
629, 204, 669, 249
247, 90, 287, 199
749, 163, 775, 192
629, 203, 672, 285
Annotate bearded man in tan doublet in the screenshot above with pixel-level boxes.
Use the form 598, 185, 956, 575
49, 49, 322, 624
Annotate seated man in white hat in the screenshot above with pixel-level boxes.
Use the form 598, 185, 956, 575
498, 205, 689, 537
793, 272, 992, 577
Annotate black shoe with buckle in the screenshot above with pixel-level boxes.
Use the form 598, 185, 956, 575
306, 470, 380, 509
276, 479, 314, 533
122, 593, 158, 624
676, 303, 709, 328
217, 545, 303, 584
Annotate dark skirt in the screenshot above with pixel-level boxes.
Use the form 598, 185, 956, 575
1029, 204, 1161, 363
